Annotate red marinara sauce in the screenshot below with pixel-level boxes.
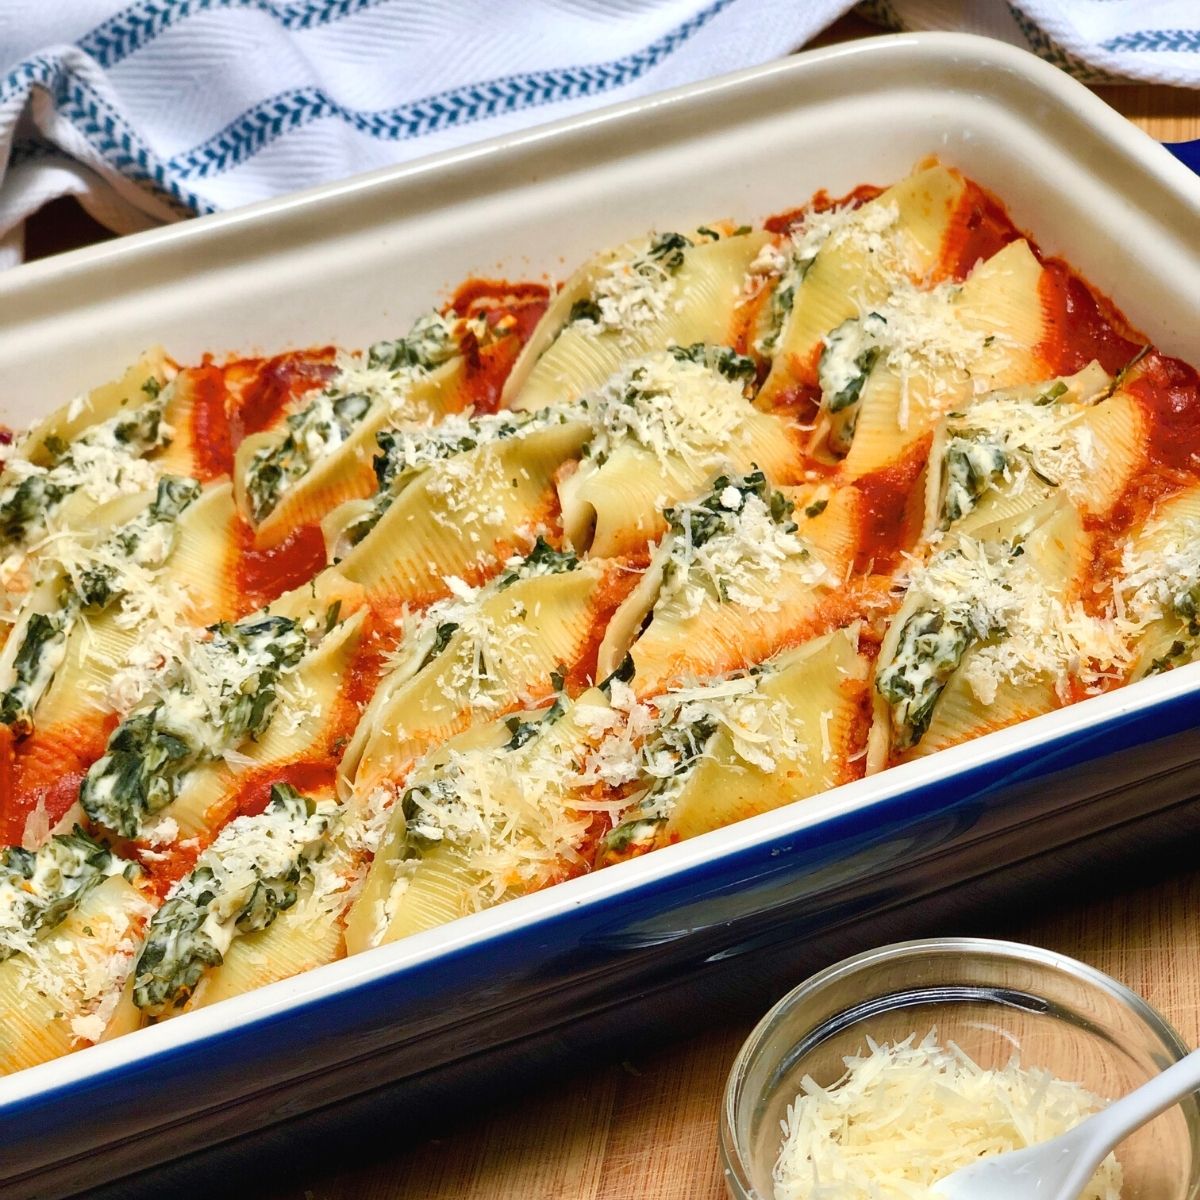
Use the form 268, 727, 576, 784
1037, 259, 1143, 377
226, 349, 336, 447
447, 279, 551, 414
187, 350, 336, 481
185, 363, 234, 482
852, 438, 930, 574
0, 719, 114, 845
937, 181, 1020, 281
221, 760, 340, 825
235, 519, 329, 609
1128, 353, 1200, 474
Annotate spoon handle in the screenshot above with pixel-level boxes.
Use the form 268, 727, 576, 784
1084, 1047, 1200, 1152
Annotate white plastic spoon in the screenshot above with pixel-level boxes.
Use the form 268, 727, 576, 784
932, 1047, 1200, 1200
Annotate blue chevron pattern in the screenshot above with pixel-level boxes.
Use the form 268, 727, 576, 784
1102, 29, 1200, 54
1006, 4, 1120, 84
79, 0, 382, 68
164, 0, 734, 178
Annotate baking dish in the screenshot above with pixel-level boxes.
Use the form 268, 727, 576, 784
1, 31, 1199, 1198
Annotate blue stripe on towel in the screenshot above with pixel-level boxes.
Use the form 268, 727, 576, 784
165, 0, 736, 180
1102, 29, 1200, 54
80, 0, 385, 68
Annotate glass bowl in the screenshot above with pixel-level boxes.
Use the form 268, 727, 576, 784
721, 937, 1200, 1200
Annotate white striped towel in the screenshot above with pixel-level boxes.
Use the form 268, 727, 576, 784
0, 0, 1197, 265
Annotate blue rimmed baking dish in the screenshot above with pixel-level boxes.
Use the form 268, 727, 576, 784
0, 31, 1198, 1198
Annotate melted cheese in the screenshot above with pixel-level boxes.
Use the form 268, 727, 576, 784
1117, 515, 1200, 627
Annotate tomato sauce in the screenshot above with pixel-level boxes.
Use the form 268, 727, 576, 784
236, 520, 329, 608
137, 840, 204, 899
1037, 259, 1143, 377
226, 349, 336, 446
1, 719, 114, 844
938, 181, 1020, 282
1127, 353, 1200, 474
769, 383, 824, 427
221, 760, 340, 825
559, 567, 643, 691
445, 280, 551, 413
851, 439, 930, 574
448, 278, 550, 342
186, 363, 234, 482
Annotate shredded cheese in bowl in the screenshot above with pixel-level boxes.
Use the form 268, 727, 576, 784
773, 1031, 1122, 1200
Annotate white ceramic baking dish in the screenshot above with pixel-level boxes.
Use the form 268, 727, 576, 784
1, 31, 1199, 1199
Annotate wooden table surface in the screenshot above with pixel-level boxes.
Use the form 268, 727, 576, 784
23, 18, 1200, 1200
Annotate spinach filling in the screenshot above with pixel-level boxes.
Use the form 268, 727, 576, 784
0, 613, 68, 736
665, 469, 795, 548
73, 474, 200, 609
937, 436, 1010, 529
0, 827, 131, 960
1145, 584, 1200, 675
400, 696, 569, 852
0, 392, 169, 549
496, 536, 579, 589
668, 343, 757, 388
0, 475, 200, 737
876, 606, 988, 751
366, 311, 460, 374
643, 231, 693, 273
80, 615, 309, 837
132, 783, 334, 1014
596, 715, 718, 864
245, 392, 372, 523
660, 470, 799, 604
817, 313, 887, 455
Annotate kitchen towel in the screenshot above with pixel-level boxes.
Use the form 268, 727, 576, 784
0, 0, 1196, 262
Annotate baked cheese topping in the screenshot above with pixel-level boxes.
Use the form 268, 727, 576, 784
886, 536, 1130, 730
569, 231, 699, 343
658, 471, 829, 620
937, 386, 1099, 527
382, 540, 580, 719
1117, 516, 1200, 627
582, 668, 807, 858
0, 391, 169, 551
579, 350, 752, 469
387, 702, 595, 914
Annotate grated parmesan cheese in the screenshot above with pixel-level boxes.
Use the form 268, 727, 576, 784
389, 706, 595, 914
1116, 515, 1200, 628
579, 351, 751, 470
773, 1031, 1121, 1200
657, 475, 830, 620
902, 535, 1132, 706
